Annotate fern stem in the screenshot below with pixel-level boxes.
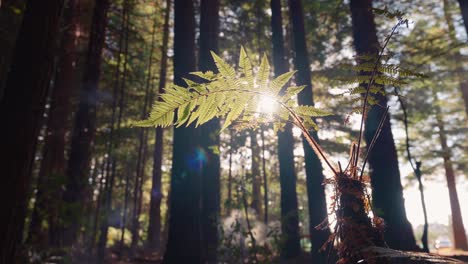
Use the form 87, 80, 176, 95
354, 19, 404, 171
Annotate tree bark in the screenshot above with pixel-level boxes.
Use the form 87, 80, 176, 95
27, 0, 83, 248
0, 0, 65, 261
433, 90, 468, 250
61, 0, 110, 247
198, 0, 221, 262
287, 0, 330, 261
349, 0, 418, 251
147, 0, 171, 251
271, 0, 302, 259
162, 0, 202, 263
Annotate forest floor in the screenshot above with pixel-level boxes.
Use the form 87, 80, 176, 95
105, 248, 468, 264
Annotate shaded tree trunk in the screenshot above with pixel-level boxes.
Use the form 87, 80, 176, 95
432, 90, 468, 250
95, 1, 127, 261
0, 0, 65, 261
287, 0, 330, 261
147, 0, 171, 251
162, 0, 202, 263
130, 4, 160, 250
198, 0, 221, 262
271, 0, 301, 259
457, 0, 468, 36
28, 0, 83, 248
61, 0, 110, 247
250, 131, 263, 216
260, 127, 268, 224
349, 0, 418, 251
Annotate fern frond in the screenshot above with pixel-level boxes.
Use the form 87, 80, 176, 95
257, 54, 270, 90
135, 48, 330, 134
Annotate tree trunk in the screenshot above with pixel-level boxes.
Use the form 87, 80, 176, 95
457, 0, 468, 36
0, 0, 65, 261
250, 131, 263, 216
433, 90, 468, 250
349, 0, 418, 251
444, 0, 468, 116
94, 1, 127, 261
27, 0, 83, 248
0, 0, 25, 101
198, 0, 221, 262
162, 0, 202, 263
130, 3, 160, 250
61, 0, 110, 247
287, 0, 330, 261
271, 0, 301, 259
147, 0, 171, 251
260, 127, 268, 224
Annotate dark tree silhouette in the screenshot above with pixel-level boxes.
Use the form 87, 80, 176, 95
162, 0, 202, 262
198, 0, 221, 262
271, 0, 301, 259
349, 0, 418, 250
147, 0, 171, 251
62, 0, 110, 247
0, 0, 65, 261
288, 0, 330, 261
28, 0, 83, 247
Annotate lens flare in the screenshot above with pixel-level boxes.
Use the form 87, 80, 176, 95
257, 95, 277, 114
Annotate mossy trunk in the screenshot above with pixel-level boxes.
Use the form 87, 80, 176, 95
336, 174, 388, 264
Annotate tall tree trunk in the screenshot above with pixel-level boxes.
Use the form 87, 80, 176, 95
0, 0, 65, 261
349, 0, 418, 251
226, 129, 234, 213
457, 0, 468, 36
27, 0, 83, 248
432, 90, 468, 250
444, 0, 468, 116
61, 0, 110, 247
94, 1, 127, 261
260, 127, 268, 224
271, 0, 301, 259
198, 0, 221, 262
287, 0, 330, 261
250, 131, 263, 216
162, 0, 202, 263
130, 4, 160, 250
147, 0, 171, 251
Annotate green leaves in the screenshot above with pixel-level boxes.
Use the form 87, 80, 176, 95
134, 47, 331, 133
